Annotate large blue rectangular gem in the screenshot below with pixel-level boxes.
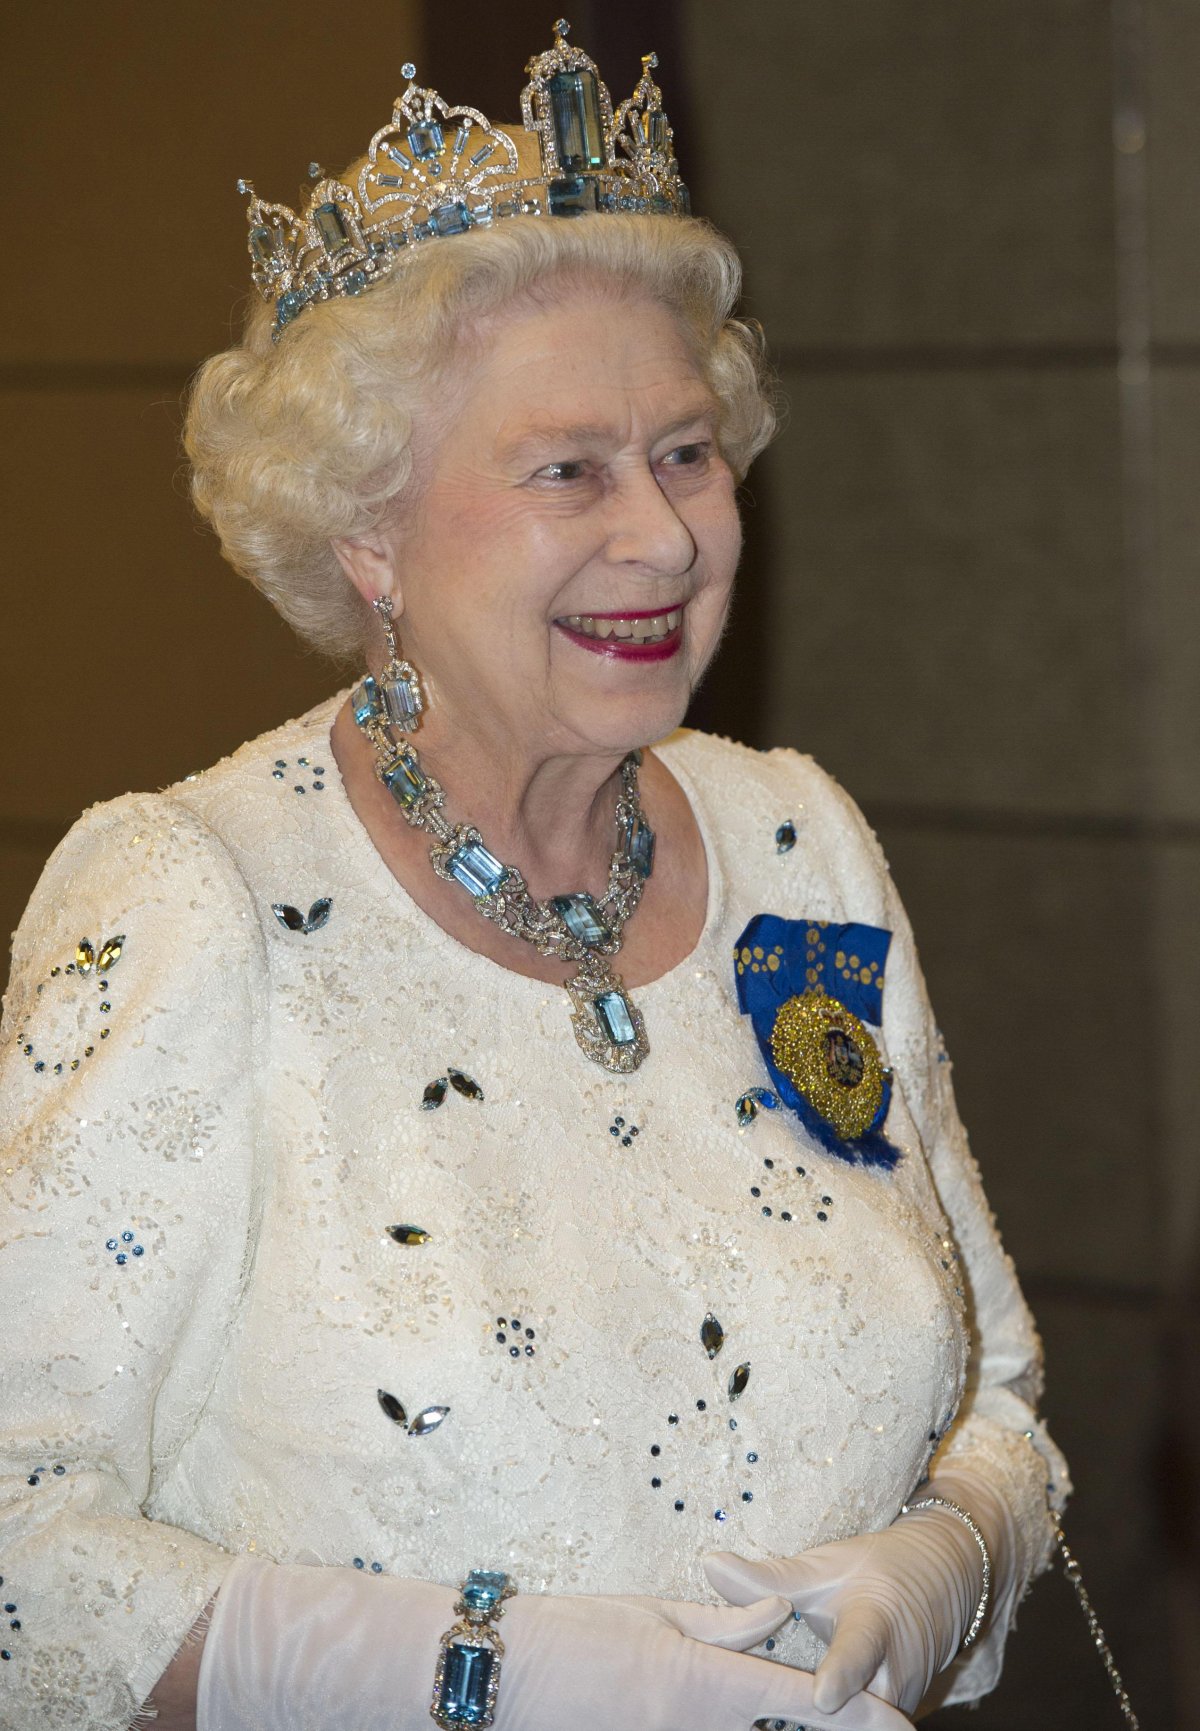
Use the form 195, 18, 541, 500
548, 175, 599, 217
448, 842, 506, 898
551, 893, 610, 946
548, 70, 604, 171
352, 676, 381, 727
462, 1569, 509, 1612
594, 989, 636, 1047
440, 1643, 495, 1724
381, 754, 427, 808
382, 675, 421, 730
314, 201, 351, 255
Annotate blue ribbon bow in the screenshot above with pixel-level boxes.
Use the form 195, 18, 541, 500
734, 913, 902, 1170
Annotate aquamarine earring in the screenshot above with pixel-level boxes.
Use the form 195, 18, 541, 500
373, 594, 425, 733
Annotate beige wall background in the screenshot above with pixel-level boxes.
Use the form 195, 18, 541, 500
4, 3, 1194, 1725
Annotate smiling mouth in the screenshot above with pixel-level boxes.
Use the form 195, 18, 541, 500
557, 607, 683, 644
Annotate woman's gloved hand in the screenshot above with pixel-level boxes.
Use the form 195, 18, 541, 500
198, 1554, 914, 1731
704, 1469, 1014, 1718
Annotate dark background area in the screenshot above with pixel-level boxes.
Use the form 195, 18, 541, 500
4, 3, 1196, 1724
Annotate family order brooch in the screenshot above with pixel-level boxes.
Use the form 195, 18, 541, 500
735, 913, 901, 1169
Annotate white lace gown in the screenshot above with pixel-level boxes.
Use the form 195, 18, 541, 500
0, 694, 1069, 1730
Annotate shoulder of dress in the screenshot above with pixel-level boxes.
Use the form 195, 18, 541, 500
6, 786, 265, 1003
150, 689, 345, 858
660, 728, 886, 845
161, 690, 344, 806
40, 787, 241, 888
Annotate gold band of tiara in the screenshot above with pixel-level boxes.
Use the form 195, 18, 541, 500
236, 19, 690, 338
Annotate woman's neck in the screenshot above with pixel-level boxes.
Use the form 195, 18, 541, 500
329, 694, 708, 991
344, 701, 634, 902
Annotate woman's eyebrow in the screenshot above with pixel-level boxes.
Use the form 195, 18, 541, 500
498, 404, 717, 463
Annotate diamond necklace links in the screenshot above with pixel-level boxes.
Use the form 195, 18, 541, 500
351, 676, 653, 1072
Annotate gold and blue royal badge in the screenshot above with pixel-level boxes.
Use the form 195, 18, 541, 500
734, 914, 902, 1170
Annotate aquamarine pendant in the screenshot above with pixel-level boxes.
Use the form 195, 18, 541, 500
594, 989, 636, 1046
566, 967, 648, 1072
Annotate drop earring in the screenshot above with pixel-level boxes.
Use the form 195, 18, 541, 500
373, 594, 425, 733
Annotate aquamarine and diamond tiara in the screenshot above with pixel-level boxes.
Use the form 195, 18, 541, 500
237, 19, 690, 338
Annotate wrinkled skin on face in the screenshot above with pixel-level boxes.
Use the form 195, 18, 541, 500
331, 281, 742, 981
345, 284, 741, 775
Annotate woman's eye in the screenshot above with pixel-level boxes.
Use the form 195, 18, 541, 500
538, 460, 587, 482
662, 442, 710, 468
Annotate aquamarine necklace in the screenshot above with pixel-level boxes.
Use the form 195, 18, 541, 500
351, 673, 655, 1072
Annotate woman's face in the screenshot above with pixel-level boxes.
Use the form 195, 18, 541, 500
382, 284, 742, 764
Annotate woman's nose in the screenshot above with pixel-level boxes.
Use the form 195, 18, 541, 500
605, 467, 696, 577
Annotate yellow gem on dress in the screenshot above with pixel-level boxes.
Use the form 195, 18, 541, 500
769, 992, 888, 1142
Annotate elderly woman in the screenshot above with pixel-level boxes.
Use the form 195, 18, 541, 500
0, 24, 1068, 1731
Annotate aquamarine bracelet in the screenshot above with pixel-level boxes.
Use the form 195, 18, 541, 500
430, 1569, 516, 1728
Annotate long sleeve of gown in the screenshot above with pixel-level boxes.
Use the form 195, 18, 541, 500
0, 792, 266, 1730
814, 768, 1072, 1706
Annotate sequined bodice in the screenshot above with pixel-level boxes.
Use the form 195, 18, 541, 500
0, 695, 1068, 1729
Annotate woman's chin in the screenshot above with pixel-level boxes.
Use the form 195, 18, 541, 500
567, 687, 692, 755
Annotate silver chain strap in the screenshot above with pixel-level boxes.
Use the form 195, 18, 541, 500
1054, 1520, 1140, 1728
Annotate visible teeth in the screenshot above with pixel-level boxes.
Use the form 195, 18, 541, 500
564, 607, 684, 643
631, 614, 669, 640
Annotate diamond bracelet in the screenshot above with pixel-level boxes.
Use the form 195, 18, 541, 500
899, 1496, 992, 1650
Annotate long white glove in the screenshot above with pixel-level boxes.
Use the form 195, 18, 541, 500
704, 1467, 1017, 1718
197, 1554, 914, 1731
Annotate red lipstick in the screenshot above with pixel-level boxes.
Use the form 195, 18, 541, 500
553, 604, 685, 662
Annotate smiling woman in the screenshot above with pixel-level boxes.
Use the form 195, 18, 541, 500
186, 215, 772, 662
0, 22, 1068, 1731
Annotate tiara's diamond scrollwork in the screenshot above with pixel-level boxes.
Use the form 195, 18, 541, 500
239, 22, 691, 339
359, 82, 520, 244
239, 185, 302, 300
612, 52, 687, 212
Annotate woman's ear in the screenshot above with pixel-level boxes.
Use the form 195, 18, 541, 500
331, 531, 404, 616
